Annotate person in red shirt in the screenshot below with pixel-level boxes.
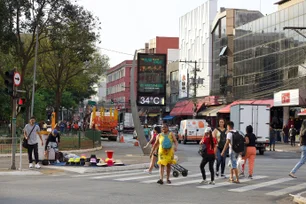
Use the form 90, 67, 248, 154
199, 127, 218, 185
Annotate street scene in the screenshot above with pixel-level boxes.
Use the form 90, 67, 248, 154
1, 0, 306, 204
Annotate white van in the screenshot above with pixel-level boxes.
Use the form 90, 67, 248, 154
178, 119, 209, 144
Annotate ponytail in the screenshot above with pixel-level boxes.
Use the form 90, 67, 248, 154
209, 131, 214, 149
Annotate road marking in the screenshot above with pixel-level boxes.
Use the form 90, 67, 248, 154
229, 177, 294, 192
266, 183, 306, 196
169, 174, 230, 186
115, 174, 157, 181
71, 170, 145, 178
91, 171, 157, 180
141, 173, 202, 184
197, 175, 268, 189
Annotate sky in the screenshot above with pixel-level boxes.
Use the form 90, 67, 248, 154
77, 0, 278, 67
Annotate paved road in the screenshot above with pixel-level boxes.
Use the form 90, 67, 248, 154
0, 142, 302, 204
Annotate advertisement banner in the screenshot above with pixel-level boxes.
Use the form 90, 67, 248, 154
274, 89, 299, 107
179, 62, 188, 98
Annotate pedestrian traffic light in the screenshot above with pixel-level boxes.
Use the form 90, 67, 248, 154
4, 70, 15, 96
18, 98, 26, 106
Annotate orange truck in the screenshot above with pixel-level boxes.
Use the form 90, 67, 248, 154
90, 107, 119, 141
178, 119, 209, 144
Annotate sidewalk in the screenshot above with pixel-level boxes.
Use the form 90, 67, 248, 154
274, 143, 301, 153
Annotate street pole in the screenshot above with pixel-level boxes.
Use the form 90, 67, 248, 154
11, 79, 17, 170
130, 50, 150, 155
31, 27, 39, 118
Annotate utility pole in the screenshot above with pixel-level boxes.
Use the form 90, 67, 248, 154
11, 85, 17, 170
31, 26, 39, 118
179, 60, 199, 119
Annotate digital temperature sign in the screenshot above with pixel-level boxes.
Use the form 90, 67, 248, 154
137, 53, 166, 106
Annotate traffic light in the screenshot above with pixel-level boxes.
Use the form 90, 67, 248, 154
4, 70, 15, 96
18, 98, 26, 106
111, 99, 114, 104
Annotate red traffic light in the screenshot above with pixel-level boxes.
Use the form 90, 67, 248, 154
18, 98, 26, 105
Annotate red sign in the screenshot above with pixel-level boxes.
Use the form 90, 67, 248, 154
282, 93, 290, 104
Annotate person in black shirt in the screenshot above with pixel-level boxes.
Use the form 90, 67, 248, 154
241, 125, 257, 179
289, 120, 306, 178
44, 129, 61, 163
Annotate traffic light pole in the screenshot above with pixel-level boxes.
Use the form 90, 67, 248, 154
10, 83, 17, 170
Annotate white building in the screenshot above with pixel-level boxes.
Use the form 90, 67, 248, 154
179, 0, 218, 98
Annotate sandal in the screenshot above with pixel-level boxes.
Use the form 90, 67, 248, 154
228, 178, 233, 183
167, 180, 171, 184
157, 179, 164, 185
233, 180, 240, 184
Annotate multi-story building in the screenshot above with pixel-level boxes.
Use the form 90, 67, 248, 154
106, 60, 135, 112
148, 37, 179, 54
178, 0, 218, 99
210, 8, 263, 102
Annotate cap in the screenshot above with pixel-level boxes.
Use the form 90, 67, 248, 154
204, 127, 212, 133
52, 129, 58, 135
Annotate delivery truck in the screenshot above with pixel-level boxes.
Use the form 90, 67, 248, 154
123, 112, 134, 133
230, 104, 270, 155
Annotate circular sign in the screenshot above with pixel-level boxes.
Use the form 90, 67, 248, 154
193, 113, 197, 117
13, 72, 21, 86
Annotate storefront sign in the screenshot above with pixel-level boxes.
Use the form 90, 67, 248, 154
137, 53, 166, 106
274, 89, 299, 106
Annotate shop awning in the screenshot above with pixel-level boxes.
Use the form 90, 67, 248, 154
218, 99, 274, 114
163, 115, 175, 120
298, 110, 306, 116
170, 99, 206, 116
199, 105, 227, 117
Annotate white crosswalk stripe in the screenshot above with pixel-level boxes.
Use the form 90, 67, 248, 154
141, 173, 202, 184
197, 175, 268, 189
91, 170, 158, 180
228, 178, 294, 192
170, 174, 229, 186
115, 174, 157, 181
71, 170, 144, 178
266, 183, 306, 196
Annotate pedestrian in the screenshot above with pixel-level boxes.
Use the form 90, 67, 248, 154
289, 125, 297, 147
241, 125, 257, 179
199, 127, 217, 185
44, 129, 61, 163
150, 124, 178, 184
23, 116, 44, 169
221, 121, 240, 183
144, 126, 161, 174
143, 124, 150, 142
212, 118, 227, 178
289, 120, 306, 178
269, 126, 276, 151
283, 125, 289, 143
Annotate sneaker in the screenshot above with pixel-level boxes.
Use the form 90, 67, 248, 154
221, 174, 226, 178
239, 172, 245, 178
209, 181, 215, 185
56, 160, 60, 164
216, 172, 219, 177
157, 179, 163, 184
29, 163, 34, 168
144, 169, 152, 174
289, 172, 297, 178
248, 175, 253, 179
35, 164, 41, 169
199, 180, 209, 185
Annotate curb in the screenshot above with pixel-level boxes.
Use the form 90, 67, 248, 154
0, 146, 103, 158
0, 170, 42, 176
43, 163, 150, 174
290, 192, 306, 204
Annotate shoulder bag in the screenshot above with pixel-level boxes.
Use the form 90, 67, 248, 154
22, 125, 36, 149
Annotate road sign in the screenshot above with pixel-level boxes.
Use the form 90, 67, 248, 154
13, 72, 21, 86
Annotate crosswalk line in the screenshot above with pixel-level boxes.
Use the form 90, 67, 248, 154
91, 170, 157, 180
170, 174, 230, 186
71, 170, 144, 178
266, 183, 306, 196
197, 175, 268, 189
141, 173, 202, 184
229, 177, 294, 193
115, 174, 157, 181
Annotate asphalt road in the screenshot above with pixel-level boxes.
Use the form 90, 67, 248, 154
0, 142, 303, 204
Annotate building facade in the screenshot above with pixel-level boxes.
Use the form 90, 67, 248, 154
211, 8, 263, 102
179, 0, 218, 99
148, 37, 179, 54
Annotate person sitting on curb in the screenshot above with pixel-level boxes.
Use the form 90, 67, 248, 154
44, 129, 61, 163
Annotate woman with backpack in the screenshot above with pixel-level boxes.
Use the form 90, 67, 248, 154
150, 124, 178, 185
144, 126, 161, 174
213, 118, 227, 178
240, 125, 257, 179
199, 127, 218, 185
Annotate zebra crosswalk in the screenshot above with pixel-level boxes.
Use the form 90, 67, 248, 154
70, 169, 306, 197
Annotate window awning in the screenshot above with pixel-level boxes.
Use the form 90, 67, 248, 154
218, 99, 274, 114
199, 105, 227, 117
298, 109, 306, 116
163, 115, 175, 120
170, 99, 206, 116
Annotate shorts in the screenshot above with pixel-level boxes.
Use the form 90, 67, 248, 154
230, 152, 238, 169
270, 138, 276, 145
48, 142, 59, 152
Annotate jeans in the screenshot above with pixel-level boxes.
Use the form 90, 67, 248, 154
291, 146, 306, 174
230, 152, 238, 169
145, 134, 149, 142
216, 148, 226, 175
200, 154, 215, 181
28, 143, 39, 164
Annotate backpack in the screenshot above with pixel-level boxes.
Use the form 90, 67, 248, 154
231, 131, 245, 153
217, 128, 227, 150
290, 128, 297, 137
161, 133, 173, 149
198, 143, 207, 158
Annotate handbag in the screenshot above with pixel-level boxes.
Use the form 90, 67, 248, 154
22, 125, 36, 149
198, 143, 207, 158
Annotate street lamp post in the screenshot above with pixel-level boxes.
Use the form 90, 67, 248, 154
31, 27, 39, 118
